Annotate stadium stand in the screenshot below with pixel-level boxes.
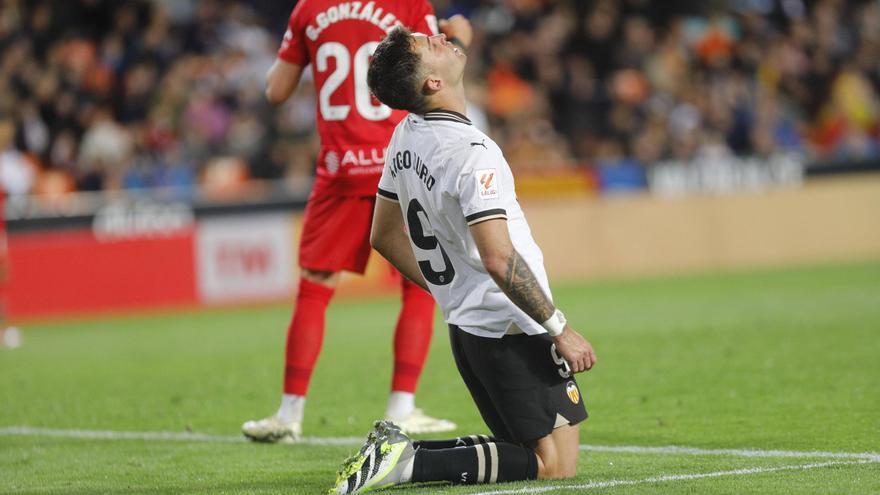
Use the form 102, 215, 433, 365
1, 0, 879, 199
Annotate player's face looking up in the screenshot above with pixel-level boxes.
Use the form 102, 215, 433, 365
411, 33, 467, 88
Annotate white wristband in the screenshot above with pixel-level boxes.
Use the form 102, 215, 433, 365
541, 309, 566, 337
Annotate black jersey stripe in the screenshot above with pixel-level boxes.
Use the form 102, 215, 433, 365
425, 113, 470, 122
465, 209, 507, 225
424, 116, 472, 125
424, 109, 472, 125
376, 188, 399, 201
425, 108, 471, 121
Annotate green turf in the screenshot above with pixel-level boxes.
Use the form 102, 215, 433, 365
1, 260, 879, 494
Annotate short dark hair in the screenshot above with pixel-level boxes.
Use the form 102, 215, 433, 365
368, 26, 429, 114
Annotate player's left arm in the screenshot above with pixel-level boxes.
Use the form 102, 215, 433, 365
265, 59, 304, 106
371, 197, 430, 291
469, 219, 554, 322
469, 218, 597, 373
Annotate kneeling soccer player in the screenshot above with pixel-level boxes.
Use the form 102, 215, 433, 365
329, 26, 598, 493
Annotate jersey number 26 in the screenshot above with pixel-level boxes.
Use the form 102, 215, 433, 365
316, 41, 391, 121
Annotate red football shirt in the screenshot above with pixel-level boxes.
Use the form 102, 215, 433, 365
278, 0, 438, 196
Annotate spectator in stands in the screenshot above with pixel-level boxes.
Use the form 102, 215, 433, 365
1, 0, 878, 198
0, 119, 36, 201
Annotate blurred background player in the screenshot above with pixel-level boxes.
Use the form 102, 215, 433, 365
0, 119, 22, 350
242, 1, 474, 442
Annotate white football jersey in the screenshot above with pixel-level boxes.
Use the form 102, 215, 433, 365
377, 109, 552, 338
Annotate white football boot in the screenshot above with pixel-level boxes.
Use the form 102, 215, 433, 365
385, 408, 456, 434
241, 415, 302, 443
330, 421, 415, 493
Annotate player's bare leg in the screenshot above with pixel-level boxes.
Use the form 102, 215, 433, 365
530, 422, 580, 479
242, 268, 338, 443
330, 423, 577, 491
331, 422, 581, 492
331, 421, 540, 493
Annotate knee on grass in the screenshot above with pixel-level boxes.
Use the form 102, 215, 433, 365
533, 436, 578, 480
536, 452, 577, 480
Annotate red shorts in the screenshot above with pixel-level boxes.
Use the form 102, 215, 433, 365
298, 194, 376, 274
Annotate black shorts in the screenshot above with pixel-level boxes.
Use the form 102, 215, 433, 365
449, 325, 589, 444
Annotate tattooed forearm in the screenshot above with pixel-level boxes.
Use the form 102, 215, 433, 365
500, 250, 555, 323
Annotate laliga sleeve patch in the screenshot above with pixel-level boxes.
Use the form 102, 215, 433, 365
475, 169, 499, 200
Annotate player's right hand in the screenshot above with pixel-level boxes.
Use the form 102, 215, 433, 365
553, 326, 597, 373
439, 15, 473, 48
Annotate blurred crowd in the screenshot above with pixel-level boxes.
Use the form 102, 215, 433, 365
453, 0, 880, 191
0, 0, 315, 201
1, 0, 879, 199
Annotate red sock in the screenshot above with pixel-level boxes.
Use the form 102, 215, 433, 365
392, 278, 435, 393
283, 278, 335, 396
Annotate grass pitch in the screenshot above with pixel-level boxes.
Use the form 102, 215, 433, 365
1, 260, 879, 494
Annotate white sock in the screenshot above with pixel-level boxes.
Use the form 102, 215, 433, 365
277, 394, 305, 424
385, 391, 415, 419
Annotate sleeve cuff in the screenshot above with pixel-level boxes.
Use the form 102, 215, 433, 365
377, 188, 399, 202
465, 208, 507, 225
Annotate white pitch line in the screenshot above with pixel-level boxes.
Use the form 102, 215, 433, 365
581, 444, 880, 460
469, 459, 880, 495
0, 426, 363, 446
1, 426, 878, 461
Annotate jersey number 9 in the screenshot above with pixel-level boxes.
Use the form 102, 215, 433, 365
406, 199, 455, 286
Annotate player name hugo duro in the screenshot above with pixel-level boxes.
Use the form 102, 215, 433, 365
388, 150, 436, 191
